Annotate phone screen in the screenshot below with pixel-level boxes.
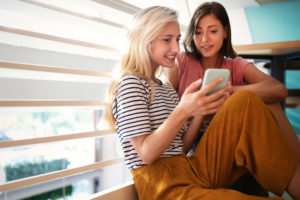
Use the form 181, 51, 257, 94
201, 69, 230, 95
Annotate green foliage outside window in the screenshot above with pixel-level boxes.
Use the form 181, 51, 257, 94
22, 186, 73, 200
5, 158, 73, 200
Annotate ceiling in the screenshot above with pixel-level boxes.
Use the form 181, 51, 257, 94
108, 0, 261, 25
0, 0, 295, 60
92, 0, 293, 29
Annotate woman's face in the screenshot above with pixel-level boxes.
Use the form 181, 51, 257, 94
193, 14, 227, 60
150, 21, 181, 70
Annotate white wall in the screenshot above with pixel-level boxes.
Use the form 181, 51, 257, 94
229, 8, 253, 45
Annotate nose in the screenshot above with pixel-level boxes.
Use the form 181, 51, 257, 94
202, 31, 209, 42
171, 40, 180, 53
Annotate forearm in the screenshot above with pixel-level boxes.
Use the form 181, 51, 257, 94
241, 64, 288, 104
182, 116, 203, 154
132, 78, 228, 164
135, 104, 189, 164
232, 79, 287, 104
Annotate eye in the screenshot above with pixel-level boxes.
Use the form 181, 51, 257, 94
163, 38, 171, 43
195, 31, 202, 35
210, 30, 217, 33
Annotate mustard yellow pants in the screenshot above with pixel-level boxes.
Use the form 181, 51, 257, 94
131, 90, 298, 200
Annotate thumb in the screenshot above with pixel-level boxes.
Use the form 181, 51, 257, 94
184, 79, 202, 95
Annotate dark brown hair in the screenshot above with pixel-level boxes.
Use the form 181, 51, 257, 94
183, 1, 236, 60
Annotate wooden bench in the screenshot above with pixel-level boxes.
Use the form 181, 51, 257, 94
88, 182, 138, 200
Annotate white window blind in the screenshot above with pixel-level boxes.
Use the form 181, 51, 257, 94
0, 0, 195, 199
0, 0, 134, 199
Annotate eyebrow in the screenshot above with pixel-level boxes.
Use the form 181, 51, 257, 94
161, 34, 181, 38
196, 25, 218, 29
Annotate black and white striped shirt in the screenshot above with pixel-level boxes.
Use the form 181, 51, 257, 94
112, 74, 186, 170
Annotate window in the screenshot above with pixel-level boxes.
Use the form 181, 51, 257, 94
1, 0, 198, 199
0, 0, 133, 199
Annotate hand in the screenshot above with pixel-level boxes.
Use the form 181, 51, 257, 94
225, 80, 233, 96
179, 78, 230, 117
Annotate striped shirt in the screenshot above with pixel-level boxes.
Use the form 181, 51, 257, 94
112, 74, 186, 170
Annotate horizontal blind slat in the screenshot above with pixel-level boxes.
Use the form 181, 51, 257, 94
0, 78, 109, 100
0, 25, 119, 52
0, 130, 115, 148
0, 100, 106, 107
91, 0, 140, 14
0, 61, 112, 77
0, 158, 124, 192
20, 0, 124, 29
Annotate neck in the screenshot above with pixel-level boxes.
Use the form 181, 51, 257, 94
201, 55, 223, 69
151, 76, 162, 85
151, 63, 160, 84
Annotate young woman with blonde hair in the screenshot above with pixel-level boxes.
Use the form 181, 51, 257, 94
104, 6, 300, 200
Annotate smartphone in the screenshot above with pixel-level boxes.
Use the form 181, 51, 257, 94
201, 69, 230, 95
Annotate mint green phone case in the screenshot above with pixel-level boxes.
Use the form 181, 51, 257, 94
201, 69, 230, 95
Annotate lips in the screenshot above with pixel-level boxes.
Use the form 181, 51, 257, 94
167, 55, 175, 59
201, 45, 212, 50
166, 55, 176, 62
163, 55, 176, 67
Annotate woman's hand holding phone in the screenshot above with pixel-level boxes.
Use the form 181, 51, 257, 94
179, 75, 230, 118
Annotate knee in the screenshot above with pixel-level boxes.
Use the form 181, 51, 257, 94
224, 90, 265, 111
229, 90, 260, 104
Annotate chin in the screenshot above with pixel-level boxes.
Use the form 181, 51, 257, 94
164, 62, 176, 68
201, 54, 214, 59
163, 64, 175, 68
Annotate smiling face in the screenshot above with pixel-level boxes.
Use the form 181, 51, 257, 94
194, 14, 227, 60
150, 21, 181, 70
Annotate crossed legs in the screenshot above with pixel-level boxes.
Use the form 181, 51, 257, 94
191, 90, 299, 199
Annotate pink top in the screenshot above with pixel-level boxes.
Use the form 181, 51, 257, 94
177, 52, 250, 98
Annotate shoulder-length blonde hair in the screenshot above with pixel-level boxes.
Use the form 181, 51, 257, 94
103, 6, 178, 130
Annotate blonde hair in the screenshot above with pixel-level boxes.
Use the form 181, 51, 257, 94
103, 6, 178, 130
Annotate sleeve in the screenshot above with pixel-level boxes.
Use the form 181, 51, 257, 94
113, 75, 152, 141
231, 57, 251, 86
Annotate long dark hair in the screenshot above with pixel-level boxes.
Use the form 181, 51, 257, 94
183, 1, 236, 60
